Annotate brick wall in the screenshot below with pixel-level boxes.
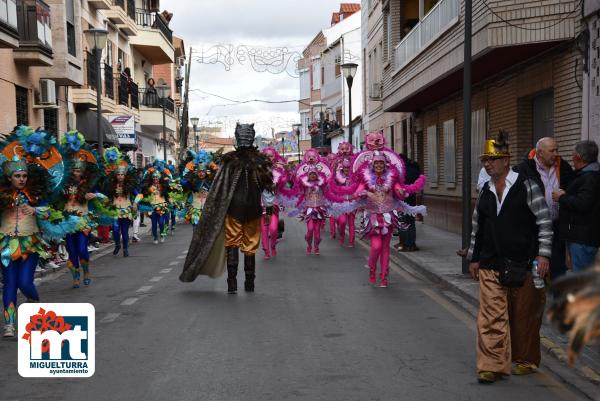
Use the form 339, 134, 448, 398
152, 63, 173, 88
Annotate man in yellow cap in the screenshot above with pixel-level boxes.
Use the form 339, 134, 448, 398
467, 131, 552, 383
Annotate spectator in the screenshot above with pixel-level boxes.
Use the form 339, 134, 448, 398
553, 140, 600, 272
397, 154, 421, 252
145, 78, 158, 107
515, 137, 575, 279
467, 131, 552, 384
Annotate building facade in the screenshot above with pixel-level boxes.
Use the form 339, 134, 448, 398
583, 0, 600, 144
298, 3, 362, 154
361, 0, 405, 151
380, 0, 583, 233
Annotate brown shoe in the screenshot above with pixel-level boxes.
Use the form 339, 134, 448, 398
512, 363, 536, 375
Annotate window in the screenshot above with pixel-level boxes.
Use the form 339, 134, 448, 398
471, 109, 487, 185
299, 70, 310, 99
427, 124, 438, 186
443, 119, 456, 185
118, 48, 126, 72
15, 85, 28, 126
66, 0, 76, 56
106, 41, 113, 66
386, 12, 392, 60
312, 58, 321, 90
44, 108, 58, 136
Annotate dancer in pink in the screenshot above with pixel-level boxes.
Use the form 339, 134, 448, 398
260, 147, 288, 259
337, 132, 426, 288
326, 153, 338, 239
281, 149, 333, 255
334, 159, 356, 247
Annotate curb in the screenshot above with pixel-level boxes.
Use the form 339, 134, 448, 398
388, 243, 600, 386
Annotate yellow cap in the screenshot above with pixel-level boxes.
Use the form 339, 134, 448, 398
480, 130, 510, 160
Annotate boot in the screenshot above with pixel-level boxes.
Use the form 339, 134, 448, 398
226, 247, 239, 294
244, 254, 256, 292
113, 240, 121, 255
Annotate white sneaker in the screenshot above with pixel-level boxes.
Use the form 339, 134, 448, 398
153, 239, 159, 245
3, 324, 15, 338
87, 246, 96, 253
160, 237, 165, 243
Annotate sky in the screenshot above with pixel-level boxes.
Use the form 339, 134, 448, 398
163, 0, 354, 138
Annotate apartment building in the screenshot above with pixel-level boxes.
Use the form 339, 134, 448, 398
380, 0, 583, 233
0, 0, 72, 138
298, 3, 361, 154
361, 0, 404, 150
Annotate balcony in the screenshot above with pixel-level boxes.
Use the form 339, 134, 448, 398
104, 63, 114, 100
384, 0, 579, 112
87, 0, 111, 10
0, 0, 19, 48
130, 9, 174, 63
104, 0, 137, 35
138, 86, 177, 135
394, 0, 459, 72
13, 0, 53, 66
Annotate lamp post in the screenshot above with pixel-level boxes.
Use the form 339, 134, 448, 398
191, 117, 199, 152
292, 123, 302, 162
83, 29, 108, 150
157, 84, 171, 161
341, 63, 358, 147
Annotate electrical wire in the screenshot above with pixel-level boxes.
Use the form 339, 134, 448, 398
481, 0, 583, 31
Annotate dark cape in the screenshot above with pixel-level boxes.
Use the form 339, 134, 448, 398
179, 148, 272, 282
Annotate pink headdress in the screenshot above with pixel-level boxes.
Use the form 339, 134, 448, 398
262, 147, 287, 164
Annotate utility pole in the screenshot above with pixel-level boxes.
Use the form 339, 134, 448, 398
178, 47, 193, 161
462, 0, 472, 275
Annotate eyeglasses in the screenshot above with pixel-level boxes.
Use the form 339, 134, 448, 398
481, 157, 504, 164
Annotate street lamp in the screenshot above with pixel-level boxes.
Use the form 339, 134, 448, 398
191, 116, 199, 152
157, 84, 171, 161
292, 123, 302, 162
83, 28, 108, 151
341, 62, 358, 147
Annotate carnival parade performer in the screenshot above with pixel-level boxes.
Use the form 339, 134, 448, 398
136, 163, 172, 244
180, 123, 274, 295
346, 132, 426, 287
0, 127, 80, 337
260, 147, 287, 259
181, 150, 217, 226
330, 142, 357, 247
102, 147, 138, 257
57, 131, 112, 288
326, 153, 338, 239
284, 149, 333, 255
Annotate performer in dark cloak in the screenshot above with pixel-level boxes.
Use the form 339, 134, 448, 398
180, 123, 274, 294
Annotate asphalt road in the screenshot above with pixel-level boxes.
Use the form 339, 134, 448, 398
0, 219, 593, 401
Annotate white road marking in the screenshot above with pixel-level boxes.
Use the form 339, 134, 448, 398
169, 261, 180, 266
149, 276, 163, 282
182, 250, 188, 254
136, 285, 153, 293
120, 298, 138, 306
160, 268, 172, 274
100, 313, 121, 324
176, 255, 186, 260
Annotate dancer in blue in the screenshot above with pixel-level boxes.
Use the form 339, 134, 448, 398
57, 131, 112, 288
102, 147, 138, 257
136, 163, 172, 244
0, 126, 78, 337
181, 150, 217, 226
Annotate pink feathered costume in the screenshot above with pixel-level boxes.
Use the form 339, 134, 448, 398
260, 147, 288, 259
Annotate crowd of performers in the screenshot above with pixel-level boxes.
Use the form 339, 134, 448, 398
0, 126, 219, 338
180, 124, 427, 294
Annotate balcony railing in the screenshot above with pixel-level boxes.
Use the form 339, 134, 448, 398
139, 87, 175, 113
135, 9, 172, 43
394, 0, 459, 70
116, 73, 139, 109
0, 0, 18, 33
16, 0, 52, 50
104, 63, 114, 100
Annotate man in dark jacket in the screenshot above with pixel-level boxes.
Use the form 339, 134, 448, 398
514, 137, 575, 279
553, 140, 600, 272
397, 154, 421, 252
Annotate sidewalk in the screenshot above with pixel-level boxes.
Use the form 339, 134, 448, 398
389, 222, 600, 385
